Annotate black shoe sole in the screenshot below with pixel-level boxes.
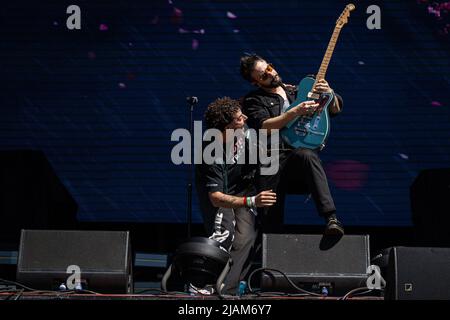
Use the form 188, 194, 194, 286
324, 224, 345, 236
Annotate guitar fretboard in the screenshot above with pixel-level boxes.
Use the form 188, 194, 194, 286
315, 27, 343, 85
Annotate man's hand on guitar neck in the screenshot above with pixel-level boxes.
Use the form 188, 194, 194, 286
313, 79, 333, 94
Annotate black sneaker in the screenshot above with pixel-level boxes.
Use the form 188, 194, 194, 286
324, 218, 344, 236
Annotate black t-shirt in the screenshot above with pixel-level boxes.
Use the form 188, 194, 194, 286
195, 134, 257, 219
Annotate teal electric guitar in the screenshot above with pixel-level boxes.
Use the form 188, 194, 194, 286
281, 4, 355, 150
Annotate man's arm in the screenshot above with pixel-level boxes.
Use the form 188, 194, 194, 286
329, 94, 343, 115
261, 100, 320, 130
209, 190, 276, 208
208, 192, 247, 208
261, 108, 299, 130
243, 96, 316, 130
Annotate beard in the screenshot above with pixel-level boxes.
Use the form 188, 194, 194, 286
263, 74, 283, 89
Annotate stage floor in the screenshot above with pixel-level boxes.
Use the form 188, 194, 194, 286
0, 291, 383, 301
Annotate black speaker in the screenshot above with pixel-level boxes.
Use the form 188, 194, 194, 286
411, 168, 450, 247
385, 247, 450, 300
17, 230, 133, 293
261, 234, 370, 295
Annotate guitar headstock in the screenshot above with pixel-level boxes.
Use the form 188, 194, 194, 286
336, 3, 356, 28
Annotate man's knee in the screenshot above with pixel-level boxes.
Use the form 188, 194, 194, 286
232, 228, 257, 251
293, 148, 316, 158
293, 148, 319, 162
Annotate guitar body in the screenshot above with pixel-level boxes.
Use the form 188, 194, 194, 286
281, 76, 333, 150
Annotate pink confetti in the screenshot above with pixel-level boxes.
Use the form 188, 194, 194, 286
174, 8, 183, 16
118, 82, 126, 89
192, 39, 199, 50
326, 160, 370, 191
227, 11, 237, 19
193, 29, 205, 34
171, 8, 183, 24
431, 101, 442, 107
178, 28, 190, 34
99, 24, 108, 31
87, 51, 96, 59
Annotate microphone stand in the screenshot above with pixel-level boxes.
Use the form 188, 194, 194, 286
186, 96, 198, 239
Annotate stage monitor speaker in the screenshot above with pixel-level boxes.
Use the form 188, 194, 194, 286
385, 247, 450, 300
17, 230, 133, 293
261, 234, 370, 295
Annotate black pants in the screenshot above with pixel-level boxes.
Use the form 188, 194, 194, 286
258, 148, 336, 233
205, 207, 257, 295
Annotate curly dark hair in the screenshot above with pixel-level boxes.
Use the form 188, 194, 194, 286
240, 53, 264, 83
204, 97, 241, 132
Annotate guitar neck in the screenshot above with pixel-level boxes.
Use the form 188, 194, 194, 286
315, 26, 343, 84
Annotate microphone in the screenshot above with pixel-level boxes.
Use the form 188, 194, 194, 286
186, 96, 198, 105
